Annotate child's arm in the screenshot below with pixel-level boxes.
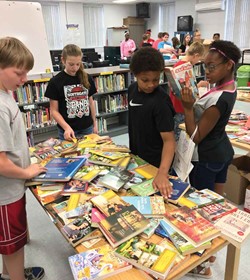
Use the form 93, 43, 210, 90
89, 96, 98, 134
0, 152, 47, 180
152, 131, 175, 199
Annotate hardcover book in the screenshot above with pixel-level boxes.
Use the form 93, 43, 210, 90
68, 244, 132, 280
33, 157, 87, 182
214, 209, 250, 247
98, 205, 150, 248
121, 196, 166, 217
165, 62, 199, 99
114, 236, 177, 279
197, 201, 238, 222
164, 206, 220, 247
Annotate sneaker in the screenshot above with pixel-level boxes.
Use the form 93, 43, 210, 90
24, 267, 45, 280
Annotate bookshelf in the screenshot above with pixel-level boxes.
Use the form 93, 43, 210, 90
85, 66, 132, 137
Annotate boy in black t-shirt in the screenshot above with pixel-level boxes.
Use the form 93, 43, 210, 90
128, 47, 176, 199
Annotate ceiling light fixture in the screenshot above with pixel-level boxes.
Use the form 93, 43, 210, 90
113, 0, 136, 4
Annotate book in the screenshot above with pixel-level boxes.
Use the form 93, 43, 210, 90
98, 168, 134, 192
133, 164, 158, 179
121, 196, 166, 217
88, 154, 123, 167
32, 145, 61, 160
165, 61, 199, 99
197, 201, 238, 222
164, 206, 221, 247
91, 207, 106, 227
33, 157, 87, 182
61, 179, 89, 195
159, 219, 212, 255
130, 178, 157, 196
168, 178, 190, 204
68, 244, 132, 280
214, 209, 250, 247
65, 201, 93, 219
140, 218, 160, 239
178, 188, 225, 209
34, 187, 62, 206
114, 236, 177, 279
39, 182, 64, 191
98, 205, 150, 248
89, 149, 129, 160
91, 190, 129, 217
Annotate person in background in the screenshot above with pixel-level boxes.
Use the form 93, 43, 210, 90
0, 37, 47, 280
193, 29, 203, 43
141, 34, 152, 47
145, 29, 155, 45
171, 37, 181, 54
128, 47, 176, 199
45, 44, 98, 141
170, 42, 207, 141
178, 33, 192, 55
213, 33, 220, 41
152, 32, 163, 49
120, 31, 136, 60
158, 32, 176, 60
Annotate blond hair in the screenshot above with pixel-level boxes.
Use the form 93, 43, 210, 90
186, 42, 205, 56
0, 37, 34, 70
61, 44, 90, 89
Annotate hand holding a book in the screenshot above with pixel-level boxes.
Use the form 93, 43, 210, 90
25, 163, 47, 179
181, 86, 196, 110
152, 172, 173, 199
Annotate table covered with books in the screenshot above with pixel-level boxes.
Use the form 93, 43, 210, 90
27, 134, 250, 280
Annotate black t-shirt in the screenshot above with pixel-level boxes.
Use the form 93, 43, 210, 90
45, 71, 96, 131
128, 82, 175, 167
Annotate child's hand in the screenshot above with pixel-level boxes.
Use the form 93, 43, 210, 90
25, 164, 47, 179
64, 128, 76, 141
152, 173, 173, 199
181, 86, 196, 109
197, 80, 209, 88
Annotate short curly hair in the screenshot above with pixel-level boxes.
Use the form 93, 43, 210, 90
129, 47, 165, 75
209, 40, 241, 65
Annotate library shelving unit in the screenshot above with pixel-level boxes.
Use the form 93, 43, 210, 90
85, 66, 132, 137
12, 73, 57, 146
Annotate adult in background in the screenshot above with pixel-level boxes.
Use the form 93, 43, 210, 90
178, 33, 192, 55
120, 31, 136, 60
45, 44, 98, 141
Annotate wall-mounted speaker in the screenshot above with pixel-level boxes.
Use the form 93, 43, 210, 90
177, 15, 193, 32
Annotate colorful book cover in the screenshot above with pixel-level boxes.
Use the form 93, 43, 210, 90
130, 178, 156, 196
168, 178, 190, 204
133, 164, 158, 179
32, 145, 60, 160
34, 187, 62, 206
39, 182, 64, 191
91, 189, 129, 217
214, 209, 250, 247
33, 157, 87, 182
91, 207, 106, 227
114, 236, 177, 279
89, 149, 129, 160
98, 205, 150, 248
62, 179, 89, 195
65, 201, 93, 219
140, 218, 160, 239
164, 206, 220, 247
197, 201, 238, 222
121, 196, 166, 217
88, 154, 122, 167
68, 244, 132, 280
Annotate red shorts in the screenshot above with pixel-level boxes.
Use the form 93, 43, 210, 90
0, 195, 28, 255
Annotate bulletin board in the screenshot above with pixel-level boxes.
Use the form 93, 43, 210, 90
0, 1, 53, 75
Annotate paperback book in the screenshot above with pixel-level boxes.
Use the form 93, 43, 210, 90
114, 236, 177, 279
33, 157, 87, 182
164, 206, 221, 247
98, 204, 150, 248
68, 244, 132, 280
130, 178, 156, 196
61, 179, 89, 195
64, 201, 93, 219
165, 61, 199, 99
133, 164, 158, 180
89, 149, 129, 160
88, 154, 123, 167
168, 178, 190, 204
34, 187, 62, 206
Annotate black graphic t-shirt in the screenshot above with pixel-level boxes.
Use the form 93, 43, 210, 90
45, 71, 96, 130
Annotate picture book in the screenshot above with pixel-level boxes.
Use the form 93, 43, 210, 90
121, 196, 166, 217
214, 209, 250, 247
89, 149, 129, 160
168, 178, 190, 204
133, 164, 158, 179
98, 205, 150, 248
65, 201, 93, 219
88, 154, 123, 167
130, 178, 157, 196
98, 168, 134, 192
164, 206, 220, 247
159, 219, 211, 255
114, 236, 177, 279
32, 145, 61, 160
68, 244, 132, 280
178, 188, 225, 209
91, 189, 129, 217
61, 214, 102, 247
165, 62, 199, 99
61, 179, 89, 195
197, 201, 238, 222
33, 157, 87, 182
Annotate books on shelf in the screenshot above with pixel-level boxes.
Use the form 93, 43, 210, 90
165, 61, 199, 99
164, 206, 221, 247
121, 196, 166, 217
197, 201, 238, 222
214, 209, 250, 247
33, 157, 86, 182
98, 204, 150, 248
68, 244, 132, 280
114, 236, 177, 280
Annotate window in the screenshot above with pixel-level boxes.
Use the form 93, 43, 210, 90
41, 3, 63, 50
82, 5, 105, 47
225, 0, 250, 49
159, 2, 175, 38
